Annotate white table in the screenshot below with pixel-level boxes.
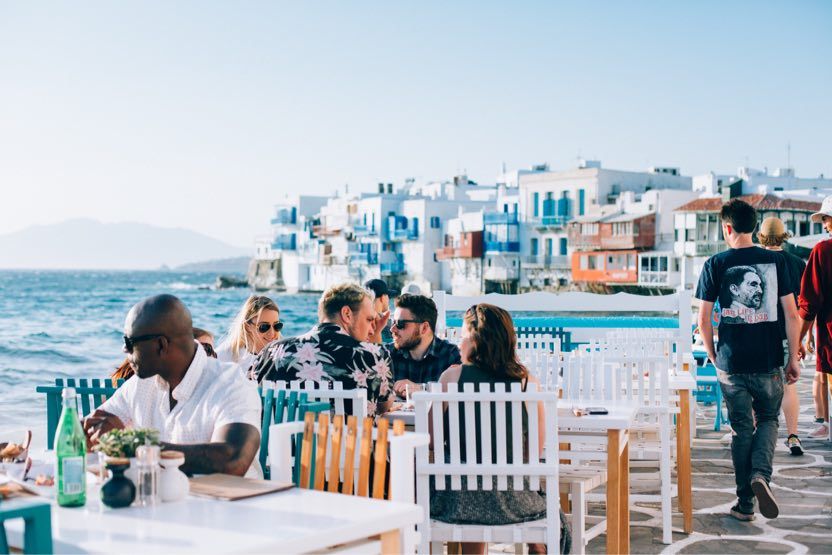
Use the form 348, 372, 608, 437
558, 400, 639, 555
5, 483, 423, 553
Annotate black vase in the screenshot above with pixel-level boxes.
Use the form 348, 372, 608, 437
101, 460, 136, 508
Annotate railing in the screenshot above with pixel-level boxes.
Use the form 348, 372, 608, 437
523, 255, 570, 269
388, 228, 418, 241
348, 253, 379, 266
484, 241, 521, 253
695, 241, 726, 257
483, 212, 519, 225
380, 260, 406, 275
532, 215, 569, 228
270, 215, 296, 226
638, 271, 673, 285
352, 225, 377, 236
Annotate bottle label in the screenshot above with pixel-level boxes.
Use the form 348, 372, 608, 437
62, 456, 85, 495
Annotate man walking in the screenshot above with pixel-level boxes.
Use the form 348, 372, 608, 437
696, 199, 802, 521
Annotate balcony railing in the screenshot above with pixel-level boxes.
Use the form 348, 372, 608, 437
533, 215, 569, 228
380, 261, 406, 275
387, 228, 418, 241
523, 255, 570, 269
694, 240, 726, 257
352, 224, 378, 236
348, 253, 379, 266
483, 212, 519, 225
484, 241, 521, 253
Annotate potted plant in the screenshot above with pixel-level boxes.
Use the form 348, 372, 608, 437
94, 428, 160, 484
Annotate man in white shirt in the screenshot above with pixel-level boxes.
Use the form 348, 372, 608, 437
84, 295, 261, 477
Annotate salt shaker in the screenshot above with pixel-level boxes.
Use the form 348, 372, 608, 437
135, 444, 160, 506
159, 450, 189, 502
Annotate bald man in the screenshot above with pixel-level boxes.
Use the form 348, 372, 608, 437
84, 294, 261, 477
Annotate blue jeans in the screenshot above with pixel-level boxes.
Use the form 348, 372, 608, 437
718, 368, 784, 507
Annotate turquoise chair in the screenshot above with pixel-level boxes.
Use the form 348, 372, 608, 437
694, 363, 728, 431
0, 498, 53, 554
259, 388, 329, 480
36, 378, 124, 449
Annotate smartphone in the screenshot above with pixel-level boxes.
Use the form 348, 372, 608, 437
585, 407, 609, 415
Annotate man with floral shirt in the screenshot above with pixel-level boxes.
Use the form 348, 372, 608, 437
252, 282, 393, 415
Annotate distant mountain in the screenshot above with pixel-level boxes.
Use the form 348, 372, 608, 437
0, 219, 250, 270
172, 256, 251, 273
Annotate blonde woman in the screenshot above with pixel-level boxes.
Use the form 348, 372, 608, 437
217, 296, 282, 378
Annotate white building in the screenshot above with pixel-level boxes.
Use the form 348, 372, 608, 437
694, 167, 832, 197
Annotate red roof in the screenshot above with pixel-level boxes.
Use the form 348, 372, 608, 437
674, 194, 821, 213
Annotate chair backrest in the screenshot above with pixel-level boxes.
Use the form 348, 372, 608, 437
271, 380, 369, 421
259, 387, 330, 480
413, 382, 561, 550
270, 413, 429, 502
36, 378, 124, 449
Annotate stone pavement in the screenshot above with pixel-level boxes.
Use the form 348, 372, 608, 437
491, 370, 832, 554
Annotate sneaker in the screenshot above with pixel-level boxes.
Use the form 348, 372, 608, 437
809, 423, 829, 438
786, 434, 804, 456
751, 477, 779, 518
729, 504, 755, 521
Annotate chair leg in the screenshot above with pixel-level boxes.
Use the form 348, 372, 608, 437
660, 419, 673, 545
0, 522, 9, 555
24, 505, 53, 554
571, 483, 586, 553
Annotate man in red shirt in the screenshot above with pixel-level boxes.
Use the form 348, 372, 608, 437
798, 196, 832, 430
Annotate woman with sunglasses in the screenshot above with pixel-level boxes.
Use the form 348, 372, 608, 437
216, 295, 283, 378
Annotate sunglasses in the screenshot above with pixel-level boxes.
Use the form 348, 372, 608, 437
123, 333, 165, 353
250, 321, 284, 334
200, 342, 217, 358
392, 319, 423, 330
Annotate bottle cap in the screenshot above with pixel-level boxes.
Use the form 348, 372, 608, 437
62, 387, 76, 399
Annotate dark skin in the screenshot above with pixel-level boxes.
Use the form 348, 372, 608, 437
84, 294, 260, 476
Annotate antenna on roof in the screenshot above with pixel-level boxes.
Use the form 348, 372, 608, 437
786, 141, 791, 170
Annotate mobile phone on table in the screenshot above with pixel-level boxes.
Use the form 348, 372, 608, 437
585, 407, 609, 415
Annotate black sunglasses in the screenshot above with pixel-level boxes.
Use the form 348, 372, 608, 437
392, 319, 423, 330
250, 321, 284, 334
123, 333, 165, 353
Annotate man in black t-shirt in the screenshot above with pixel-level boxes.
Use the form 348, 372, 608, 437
695, 200, 802, 522
758, 216, 807, 456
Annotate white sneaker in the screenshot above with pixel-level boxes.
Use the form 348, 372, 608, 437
808, 423, 829, 438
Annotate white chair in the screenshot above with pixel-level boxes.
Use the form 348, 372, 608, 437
268, 379, 369, 421
270, 414, 430, 554
413, 382, 560, 554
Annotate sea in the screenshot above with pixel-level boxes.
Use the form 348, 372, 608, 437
0, 270, 319, 448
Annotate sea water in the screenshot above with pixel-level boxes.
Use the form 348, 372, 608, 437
0, 270, 319, 446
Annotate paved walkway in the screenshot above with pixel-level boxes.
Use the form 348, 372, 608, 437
492, 370, 832, 554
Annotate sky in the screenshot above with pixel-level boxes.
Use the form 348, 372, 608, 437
1, 1, 830, 248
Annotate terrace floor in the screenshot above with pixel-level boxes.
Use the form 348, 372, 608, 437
491, 369, 832, 554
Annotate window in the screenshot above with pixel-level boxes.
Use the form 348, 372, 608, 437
545, 238, 553, 256
580, 255, 589, 270
588, 254, 600, 270
559, 238, 568, 255
578, 189, 585, 216
533, 192, 540, 218
530, 238, 539, 256
430, 216, 441, 229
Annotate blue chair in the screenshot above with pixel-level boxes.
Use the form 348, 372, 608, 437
36, 378, 125, 449
694, 363, 728, 431
259, 388, 329, 480
0, 498, 53, 554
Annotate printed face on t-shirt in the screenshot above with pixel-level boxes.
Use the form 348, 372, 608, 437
719, 263, 778, 325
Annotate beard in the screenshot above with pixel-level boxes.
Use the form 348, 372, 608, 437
395, 332, 422, 351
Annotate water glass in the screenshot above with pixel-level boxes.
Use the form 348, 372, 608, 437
135, 445, 160, 506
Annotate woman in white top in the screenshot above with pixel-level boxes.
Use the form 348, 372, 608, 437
216, 295, 282, 378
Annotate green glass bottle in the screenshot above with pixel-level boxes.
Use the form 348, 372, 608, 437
56, 387, 87, 507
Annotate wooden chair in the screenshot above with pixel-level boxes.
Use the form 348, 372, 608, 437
259, 388, 330, 480
36, 377, 124, 449
0, 498, 53, 554
269, 413, 429, 553
413, 382, 561, 554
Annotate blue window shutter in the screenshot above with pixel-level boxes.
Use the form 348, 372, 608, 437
533, 193, 539, 217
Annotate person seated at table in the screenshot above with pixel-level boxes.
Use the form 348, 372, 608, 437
252, 282, 393, 416
365, 278, 398, 343
431, 303, 570, 555
381, 294, 460, 399
216, 295, 282, 379
86, 294, 261, 477
111, 326, 217, 381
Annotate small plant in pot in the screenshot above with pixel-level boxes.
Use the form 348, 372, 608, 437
94, 428, 160, 484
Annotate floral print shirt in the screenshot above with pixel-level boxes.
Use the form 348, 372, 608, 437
252, 322, 393, 415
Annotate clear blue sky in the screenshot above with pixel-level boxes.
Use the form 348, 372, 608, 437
1, 1, 830, 247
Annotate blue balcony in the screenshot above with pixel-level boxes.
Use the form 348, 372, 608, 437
348, 253, 379, 266
484, 241, 521, 253
483, 212, 519, 225
353, 224, 377, 236
270, 207, 297, 226
380, 261, 405, 275
387, 227, 418, 241
271, 234, 297, 251
537, 215, 569, 228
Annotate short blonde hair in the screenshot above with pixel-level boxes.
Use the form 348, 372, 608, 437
319, 283, 373, 321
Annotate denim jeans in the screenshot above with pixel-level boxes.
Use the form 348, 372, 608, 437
717, 368, 784, 507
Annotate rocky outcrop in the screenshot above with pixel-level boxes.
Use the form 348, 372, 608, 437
247, 258, 284, 291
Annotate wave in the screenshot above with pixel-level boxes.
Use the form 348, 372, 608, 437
155, 282, 213, 291
0, 344, 91, 364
